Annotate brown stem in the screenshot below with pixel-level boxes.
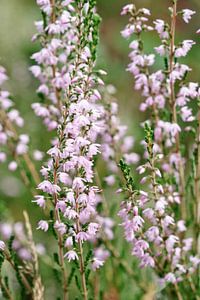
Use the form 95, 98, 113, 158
4, 251, 33, 294
0, 276, 13, 300
53, 157, 68, 300
93, 273, 99, 300
44, 5, 68, 296
75, 201, 88, 300
186, 275, 199, 299
50, 0, 62, 113
78, 239, 88, 300
169, 0, 186, 219
174, 282, 183, 300
50, 0, 56, 23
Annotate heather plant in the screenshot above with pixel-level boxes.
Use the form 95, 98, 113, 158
0, 0, 199, 299
119, 1, 200, 298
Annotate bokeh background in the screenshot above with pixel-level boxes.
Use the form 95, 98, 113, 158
0, 0, 199, 299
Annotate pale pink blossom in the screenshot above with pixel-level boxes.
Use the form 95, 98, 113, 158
37, 220, 49, 232
64, 250, 79, 262
182, 9, 195, 23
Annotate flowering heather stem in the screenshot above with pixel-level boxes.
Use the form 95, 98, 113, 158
53, 153, 68, 300
169, 0, 186, 219
120, 3, 200, 291
77, 227, 88, 300
50, 0, 56, 23
49, 0, 62, 112
195, 109, 200, 255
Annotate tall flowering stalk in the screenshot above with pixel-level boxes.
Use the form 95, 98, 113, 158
119, 2, 200, 298
31, 0, 77, 132
33, 1, 104, 299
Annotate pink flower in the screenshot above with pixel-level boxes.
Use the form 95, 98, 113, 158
139, 253, 155, 268
182, 9, 195, 23
56, 201, 66, 213
65, 236, 73, 248
124, 153, 140, 164
0, 152, 6, 162
38, 180, 61, 194
54, 221, 66, 235
72, 177, 85, 192
33, 195, 46, 209
183, 238, 193, 252
37, 220, 49, 232
36, 0, 51, 15
189, 256, 200, 268
121, 25, 135, 38
16, 143, 28, 155
47, 147, 61, 158
87, 223, 99, 236
154, 45, 166, 56
132, 216, 144, 231
64, 250, 79, 262
145, 226, 159, 242
76, 232, 88, 243
8, 161, 18, 171
154, 19, 169, 39
175, 40, 195, 58
64, 208, 78, 220
29, 65, 41, 78
162, 216, 175, 228
33, 150, 44, 161
165, 273, 176, 284
129, 40, 139, 50
104, 175, 115, 186
141, 8, 150, 16
0, 132, 7, 145
177, 220, 186, 232
92, 258, 104, 270
166, 235, 179, 253
121, 4, 134, 16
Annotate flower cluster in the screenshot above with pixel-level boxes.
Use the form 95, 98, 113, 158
33, 1, 105, 297
31, 0, 86, 132
119, 2, 200, 288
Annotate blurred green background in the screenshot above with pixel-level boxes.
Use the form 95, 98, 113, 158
0, 0, 199, 299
